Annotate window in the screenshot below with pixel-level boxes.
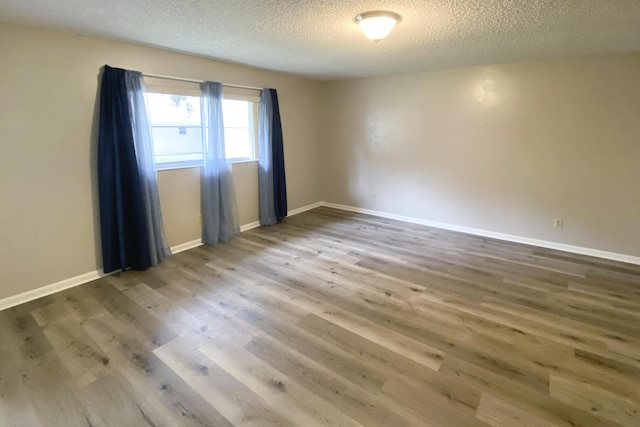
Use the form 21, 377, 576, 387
222, 99, 256, 161
145, 90, 258, 169
146, 93, 202, 167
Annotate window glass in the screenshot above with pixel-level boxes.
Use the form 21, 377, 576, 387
146, 93, 202, 166
145, 92, 257, 169
223, 100, 254, 161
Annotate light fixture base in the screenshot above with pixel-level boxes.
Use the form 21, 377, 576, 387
355, 11, 401, 41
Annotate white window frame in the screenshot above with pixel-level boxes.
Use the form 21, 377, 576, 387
144, 78, 260, 170
222, 87, 260, 163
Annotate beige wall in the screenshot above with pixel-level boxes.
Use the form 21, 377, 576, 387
157, 162, 260, 247
2, 21, 639, 303
321, 54, 640, 257
0, 23, 323, 300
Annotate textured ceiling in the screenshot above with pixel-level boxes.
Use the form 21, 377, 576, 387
1, 0, 640, 80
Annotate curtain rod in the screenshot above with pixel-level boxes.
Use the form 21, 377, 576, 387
142, 72, 263, 91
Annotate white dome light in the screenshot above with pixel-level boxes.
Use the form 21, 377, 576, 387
356, 11, 401, 41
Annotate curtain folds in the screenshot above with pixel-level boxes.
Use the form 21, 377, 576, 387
258, 90, 275, 225
200, 81, 240, 245
258, 88, 287, 225
98, 65, 170, 273
125, 72, 172, 265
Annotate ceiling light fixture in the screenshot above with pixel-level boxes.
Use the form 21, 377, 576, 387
355, 11, 401, 41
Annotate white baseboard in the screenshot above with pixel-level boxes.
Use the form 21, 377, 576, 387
288, 201, 324, 217
240, 201, 324, 232
0, 270, 109, 312
322, 202, 640, 266
240, 221, 261, 232
6, 199, 632, 312
170, 239, 203, 254
0, 201, 328, 311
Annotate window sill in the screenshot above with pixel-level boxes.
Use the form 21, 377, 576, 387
156, 162, 202, 171
156, 159, 257, 171
229, 159, 258, 165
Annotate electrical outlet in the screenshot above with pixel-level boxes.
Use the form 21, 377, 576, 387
371, 192, 376, 199
554, 218, 563, 228
198, 214, 203, 225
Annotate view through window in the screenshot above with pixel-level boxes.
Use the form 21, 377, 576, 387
146, 93, 257, 168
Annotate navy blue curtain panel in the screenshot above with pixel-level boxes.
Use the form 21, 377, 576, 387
269, 89, 288, 222
98, 65, 151, 273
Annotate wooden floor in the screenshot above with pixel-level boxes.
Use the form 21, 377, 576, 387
1, 207, 640, 426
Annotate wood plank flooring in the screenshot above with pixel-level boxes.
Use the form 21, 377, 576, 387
1, 206, 640, 426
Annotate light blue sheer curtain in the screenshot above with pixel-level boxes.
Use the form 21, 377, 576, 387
124, 71, 171, 265
200, 81, 240, 244
258, 89, 276, 225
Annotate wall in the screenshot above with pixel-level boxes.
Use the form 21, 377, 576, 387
0, 23, 323, 301
2, 21, 639, 304
157, 162, 259, 247
321, 54, 640, 257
